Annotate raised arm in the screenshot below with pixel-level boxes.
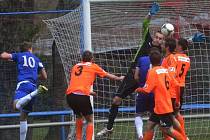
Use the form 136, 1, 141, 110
142, 2, 160, 37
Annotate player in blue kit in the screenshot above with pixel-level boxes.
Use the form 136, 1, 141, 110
134, 47, 162, 140
0, 41, 48, 140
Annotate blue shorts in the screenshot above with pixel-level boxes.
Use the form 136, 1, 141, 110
14, 82, 37, 113
136, 93, 154, 113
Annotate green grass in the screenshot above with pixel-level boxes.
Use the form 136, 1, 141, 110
29, 118, 210, 140
95, 118, 210, 140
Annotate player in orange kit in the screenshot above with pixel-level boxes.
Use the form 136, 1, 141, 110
66, 50, 124, 140
175, 38, 190, 109
135, 49, 185, 140
174, 38, 191, 139
161, 38, 187, 140
162, 38, 178, 112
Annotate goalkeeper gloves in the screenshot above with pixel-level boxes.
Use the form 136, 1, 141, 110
192, 32, 206, 42
149, 2, 160, 16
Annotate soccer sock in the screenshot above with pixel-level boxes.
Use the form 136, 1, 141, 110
135, 116, 143, 138
16, 90, 38, 110
163, 135, 173, 140
176, 114, 185, 130
107, 104, 119, 130
176, 114, 187, 138
76, 118, 83, 140
86, 123, 93, 140
171, 129, 185, 140
29, 89, 39, 97
143, 130, 154, 140
20, 121, 28, 140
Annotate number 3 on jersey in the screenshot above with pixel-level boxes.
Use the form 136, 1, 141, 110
22, 55, 35, 68
75, 65, 83, 76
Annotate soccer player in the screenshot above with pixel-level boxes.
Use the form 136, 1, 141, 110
66, 50, 124, 140
0, 41, 48, 140
135, 49, 185, 140
97, 2, 164, 136
175, 38, 190, 110
134, 47, 161, 140
161, 38, 187, 140
174, 38, 190, 139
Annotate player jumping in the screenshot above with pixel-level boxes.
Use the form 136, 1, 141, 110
0, 41, 48, 140
96, 2, 164, 137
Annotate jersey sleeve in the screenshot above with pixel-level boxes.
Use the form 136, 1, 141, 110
161, 58, 167, 68
137, 57, 142, 68
37, 59, 45, 71
142, 70, 156, 93
142, 18, 151, 37
94, 64, 108, 78
11, 53, 18, 62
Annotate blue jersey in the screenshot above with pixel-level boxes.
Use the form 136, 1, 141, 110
137, 56, 151, 87
12, 52, 44, 84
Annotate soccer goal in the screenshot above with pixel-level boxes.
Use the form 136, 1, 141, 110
44, 0, 210, 139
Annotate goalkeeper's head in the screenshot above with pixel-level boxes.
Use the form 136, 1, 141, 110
177, 38, 188, 53
152, 31, 164, 49
20, 41, 32, 53
82, 50, 94, 62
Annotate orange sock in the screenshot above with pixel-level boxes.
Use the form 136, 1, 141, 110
171, 129, 185, 140
176, 114, 187, 139
143, 130, 154, 140
160, 127, 172, 140
86, 123, 93, 140
176, 114, 185, 130
163, 134, 173, 140
76, 118, 83, 140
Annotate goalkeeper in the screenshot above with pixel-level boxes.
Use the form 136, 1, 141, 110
97, 2, 164, 136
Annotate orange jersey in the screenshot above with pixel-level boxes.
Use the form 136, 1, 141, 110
139, 66, 173, 114
175, 53, 190, 102
175, 53, 190, 87
161, 53, 178, 98
66, 62, 107, 96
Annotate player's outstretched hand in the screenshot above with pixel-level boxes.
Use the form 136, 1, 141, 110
150, 2, 160, 16
90, 91, 97, 96
192, 32, 206, 42
135, 88, 142, 93
119, 76, 125, 81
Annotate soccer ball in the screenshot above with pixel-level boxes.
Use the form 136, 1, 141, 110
161, 23, 174, 37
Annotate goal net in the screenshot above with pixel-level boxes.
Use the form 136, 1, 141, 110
44, 0, 210, 139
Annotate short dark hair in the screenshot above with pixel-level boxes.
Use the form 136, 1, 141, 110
82, 50, 93, 62
156, 30, 162, 34
178, 38, 188, 51
150, 46, 162, 54
20, 41, 32, 52
149, 49, 161, 65
165, 38, 176, 53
